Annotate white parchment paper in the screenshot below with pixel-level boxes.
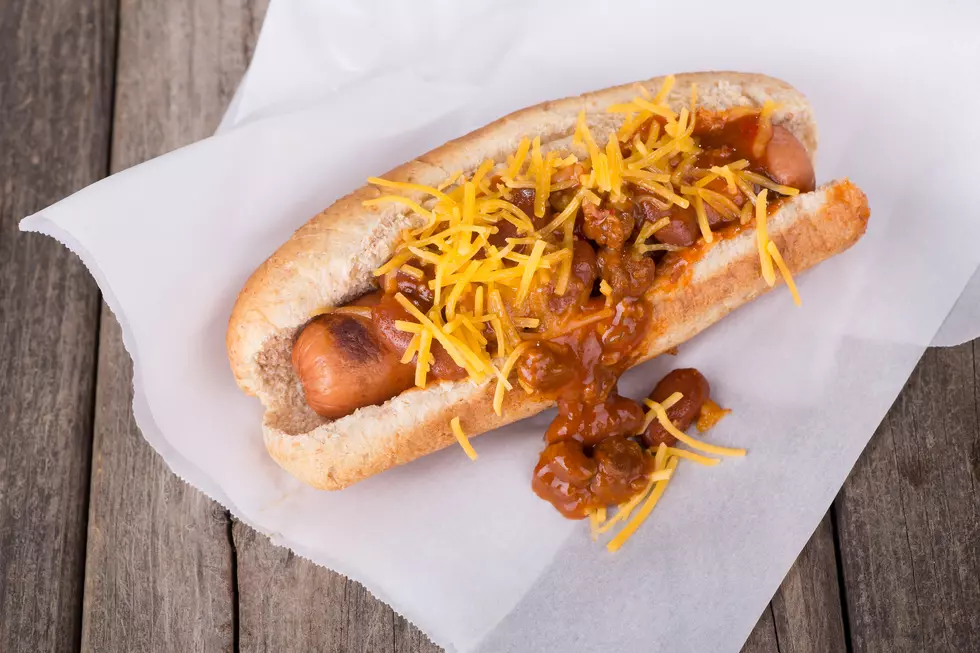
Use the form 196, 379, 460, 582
21, 1, 980, 651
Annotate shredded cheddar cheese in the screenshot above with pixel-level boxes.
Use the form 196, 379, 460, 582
600, 397, 745, 550
638, 391, 683, 433
329, 306, 372, 319
400, 334, 420, 365
654, 442, 668, 471
607, 457, 679, 552
665, 447, 721, 466
767, 241, 802, 306
359, 75, 801, 516
555, 214, 575, 296
400, 264, 425, 280
517, 240, 548, 303
494, 341, 533, 415
753, 100, 779, 159
595, 463, 663, 535
755, 189, 777, 286
599, 279, 613, 306
450, 417, 478, 460
692, 194, 713, 243
644, 399, 746, 457
415, 329, 433, 387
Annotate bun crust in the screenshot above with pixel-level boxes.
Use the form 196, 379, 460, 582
227, 72, 868, 490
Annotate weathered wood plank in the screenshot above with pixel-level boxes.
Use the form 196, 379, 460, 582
836, 344, 980, 653
771, 514, 848, 653
238, 516, 834, 653
82, 312, 236, 652
79, 1, 269, 651
741, 606, 781, 653
107, 0, 271, 174
737, 513, 848, 653
235, 521, 440, 653
394, 611, 443, 653
234, 523, 346, 651
0, 0, 115, 651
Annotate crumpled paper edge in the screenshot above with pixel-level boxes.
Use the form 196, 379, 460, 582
18, 214, 462, 653
930, 262, 980, 347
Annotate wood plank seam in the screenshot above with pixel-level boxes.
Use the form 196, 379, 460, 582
741, 601, 781, 653
834, 345, 980, 652
967, 340, 979, 504
75, 0, 120, 645
79, 1, 258, 649
769, 605, 784, 653
931, 395, 956, 646
228, 511, 241, 653
964, 343, 980, 649
75, 306, 105, 652
386, 607, 393, 652
829, 504, 855, 653
0, 0, 117, 649
887, 411, 928, 640
102, 0, 124, 177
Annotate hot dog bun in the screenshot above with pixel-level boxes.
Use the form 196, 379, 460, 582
227, 72, 869, 490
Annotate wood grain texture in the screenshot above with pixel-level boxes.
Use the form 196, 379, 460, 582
836, 344, 980, 653
234, 523, 346, 652
108, 0, 270, 174
739, 515, 848, 653
741, 606, 781, 653
79, 0, 269, 651
0, 0, 115, 651
82, 312, 236, 652
234, 522, 440, 653
237, 519, 838, 653
771, 514, 848, 653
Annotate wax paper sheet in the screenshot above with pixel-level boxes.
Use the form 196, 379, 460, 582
21, 1, 980, 650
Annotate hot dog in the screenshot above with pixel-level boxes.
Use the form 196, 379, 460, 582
227, 72, 869, 526
291, 311, 415, 419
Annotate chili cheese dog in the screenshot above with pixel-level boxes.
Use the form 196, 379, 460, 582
227, 72, 869, 511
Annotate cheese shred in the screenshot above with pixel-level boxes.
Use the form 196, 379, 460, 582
450, 417, 478, 461
755, 189, 776, 286
645, 400, 747, 457
607, 458, 679, 552
767, 241, 802, 306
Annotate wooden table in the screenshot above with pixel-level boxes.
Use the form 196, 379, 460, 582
1, 1, 977, 651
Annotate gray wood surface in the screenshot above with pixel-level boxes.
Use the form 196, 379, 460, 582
234, 520, 441, 653
770, 515, 848, 653
836, 344, 980, 652
741, 607, 780, 653
0, 1, 978, 652
739, 515, 847, 653
0, 1, 115, 651
80, 1, 267, 651
234, 523, 347, 651
82, 312, 236, 652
